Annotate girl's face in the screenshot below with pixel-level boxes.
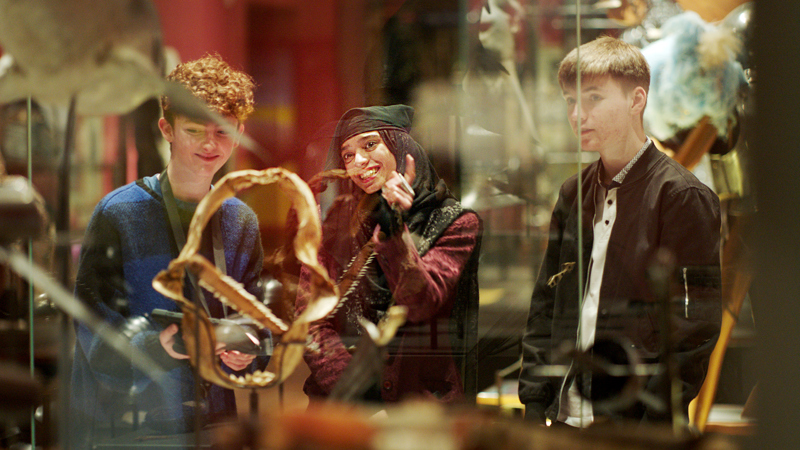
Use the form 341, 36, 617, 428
340, 131, 397, 194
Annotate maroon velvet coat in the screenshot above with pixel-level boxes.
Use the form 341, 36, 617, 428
298, 209, 480, 403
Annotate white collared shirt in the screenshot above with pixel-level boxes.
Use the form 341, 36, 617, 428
558, 137, 651, 427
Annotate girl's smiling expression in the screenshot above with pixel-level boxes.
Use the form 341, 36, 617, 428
341, 131, 397, 194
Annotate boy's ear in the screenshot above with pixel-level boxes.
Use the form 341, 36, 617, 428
158, 117, 174, 143
233, 123, 245, 148
631, 86, 647, 114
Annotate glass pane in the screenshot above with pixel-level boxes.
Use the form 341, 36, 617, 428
0, 0, 757, 447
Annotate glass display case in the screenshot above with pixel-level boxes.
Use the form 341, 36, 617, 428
0, 0, 769, 448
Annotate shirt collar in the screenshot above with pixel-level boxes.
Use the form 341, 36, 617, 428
598, 136, 651, 189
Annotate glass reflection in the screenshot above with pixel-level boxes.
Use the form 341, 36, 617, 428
0, 0, 758, 447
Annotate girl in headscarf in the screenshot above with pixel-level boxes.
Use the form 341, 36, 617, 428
298, 105, 482, 404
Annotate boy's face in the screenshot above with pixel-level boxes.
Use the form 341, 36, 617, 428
562, 75, 640, 152
159, 115, 242, 180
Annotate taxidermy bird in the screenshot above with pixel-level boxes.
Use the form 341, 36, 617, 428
641, 11, 747, 142
0, 0, 265, 158
0, 0, 167, 116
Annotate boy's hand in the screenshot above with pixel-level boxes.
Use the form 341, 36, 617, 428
219, 349, 256, 371
159, 323, 189, 360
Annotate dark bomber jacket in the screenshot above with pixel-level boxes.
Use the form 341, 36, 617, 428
519, 143, 721, 423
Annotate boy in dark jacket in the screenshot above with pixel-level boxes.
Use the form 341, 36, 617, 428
519, 36, 721, 428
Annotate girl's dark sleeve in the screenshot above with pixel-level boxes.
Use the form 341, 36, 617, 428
374, 212, 480, 323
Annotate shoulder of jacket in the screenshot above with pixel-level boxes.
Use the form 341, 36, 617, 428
416, 202, 477, 255
653, 156, 717, 196
219, 197, 260, 227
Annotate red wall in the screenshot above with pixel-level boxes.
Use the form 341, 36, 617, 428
152, 0, 341, 177
152, 0, 248, 67
151, 0, 343, 251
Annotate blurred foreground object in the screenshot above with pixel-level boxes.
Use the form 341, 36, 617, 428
152, 168, 340, 389
596, 0, 650, 27
213, 399, 743, 450
0, 151, 49, 244
0, 174, 49, 243
0, 0, 266, 160
0, 0, 164, 116
328, 305, 408, 402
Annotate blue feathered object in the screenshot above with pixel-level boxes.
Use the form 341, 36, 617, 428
642, 11, 747, 141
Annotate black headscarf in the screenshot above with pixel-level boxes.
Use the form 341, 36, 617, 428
323, 104, 455, 237
317, 105, 456, 319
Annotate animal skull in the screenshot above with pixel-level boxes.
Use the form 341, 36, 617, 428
152, 168, 339, 389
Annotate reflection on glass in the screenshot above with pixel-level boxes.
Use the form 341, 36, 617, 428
0, 0, 759, 447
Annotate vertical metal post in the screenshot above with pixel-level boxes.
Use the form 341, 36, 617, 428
56, 95, 77, 450
27, 95, 36, 449
752, 1, 800, 448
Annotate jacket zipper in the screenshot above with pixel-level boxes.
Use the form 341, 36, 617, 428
683, 267, 689, 318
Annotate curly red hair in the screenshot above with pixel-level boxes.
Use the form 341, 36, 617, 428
161, 53, 255, 124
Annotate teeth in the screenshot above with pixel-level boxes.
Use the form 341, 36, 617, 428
360, 168, 378, 180
226, 369, 276, 386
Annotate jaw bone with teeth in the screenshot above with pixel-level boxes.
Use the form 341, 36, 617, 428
153, 168, 339, 389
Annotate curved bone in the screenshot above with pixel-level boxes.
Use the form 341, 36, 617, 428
179, 302, 276, 390
153, 168, 340, 388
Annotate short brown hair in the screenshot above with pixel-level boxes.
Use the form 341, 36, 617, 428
161, 54, 255, 124
558, 36, 650, 93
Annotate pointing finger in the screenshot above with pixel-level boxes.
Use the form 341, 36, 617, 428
404, 154, 416, 186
